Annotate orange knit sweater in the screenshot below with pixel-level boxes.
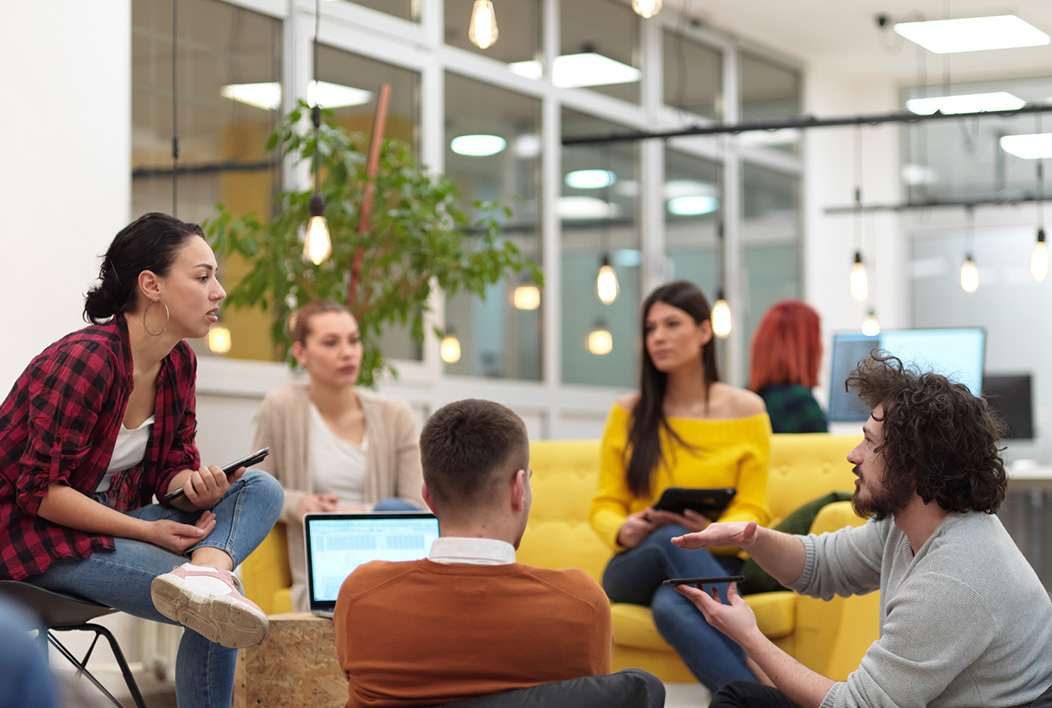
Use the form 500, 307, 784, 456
333, 559, 613, 708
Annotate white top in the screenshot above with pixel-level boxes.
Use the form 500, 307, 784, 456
308, 402, 367, 507
98, 415, 155, 493
428, 537, 516, 566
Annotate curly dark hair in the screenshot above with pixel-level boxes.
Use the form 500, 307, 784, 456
845, 352, 1008, 514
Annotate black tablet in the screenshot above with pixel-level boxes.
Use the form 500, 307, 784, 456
652, 487, 736, 519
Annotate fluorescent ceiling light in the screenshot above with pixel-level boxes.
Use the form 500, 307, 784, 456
565, 169, 616, 189
510, 53, 642, 88
906, 91, 1026, 115
894, 15, 1050, 54
514, 134, 542, 158
901, 163, 939, 186
450, 134, 507, 157
667, 195, 719, 216
663, 179, 718, 200
220, 80, 372, 111
557, 196, 616, 220
999, 133, 1052, 160
739, 128, 801, 147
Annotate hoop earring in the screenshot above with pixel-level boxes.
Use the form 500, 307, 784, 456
143, 299, 170, 337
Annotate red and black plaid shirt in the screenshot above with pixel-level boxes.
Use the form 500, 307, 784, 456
0, 317, 200, 580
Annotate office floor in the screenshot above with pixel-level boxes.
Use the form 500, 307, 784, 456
75, 669, 711, 708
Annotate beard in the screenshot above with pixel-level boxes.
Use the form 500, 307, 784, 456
850, 466, 914, 521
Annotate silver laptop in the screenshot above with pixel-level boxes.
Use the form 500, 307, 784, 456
303, 511, 440, 617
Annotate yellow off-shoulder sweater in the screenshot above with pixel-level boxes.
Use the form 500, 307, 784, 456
589, 403, 772, 552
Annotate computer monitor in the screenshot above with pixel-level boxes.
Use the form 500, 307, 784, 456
982, 373, 1035, 440
828, 328, 986, 422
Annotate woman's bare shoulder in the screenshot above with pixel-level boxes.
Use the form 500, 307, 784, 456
614, 392, 640, 411
710, 383, 766, 418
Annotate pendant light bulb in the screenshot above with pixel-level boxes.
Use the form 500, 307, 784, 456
960, 254, 979, 294
207, 324, 232, 354
304, 193, 332, 265
596, 255, 619, 305
632, 0, 662, 18
469, 0, 499, 50
849, 251, 869, 301
512, 283, 541, 311
587, 323, 613, 356
861, 310, 880, 337
711, 290, 732, 339
1031, 229, 1049, 282
440, 332, 462, 364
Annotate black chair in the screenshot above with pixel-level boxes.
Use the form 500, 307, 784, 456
0, 581, 146, 708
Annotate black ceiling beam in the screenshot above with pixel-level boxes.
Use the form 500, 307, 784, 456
561, 103, 1052, 147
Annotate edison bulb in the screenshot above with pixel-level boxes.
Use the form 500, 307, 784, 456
512, 284, 541, 310
850, 252, 869, 301
712, 296, 732, 339
632, 0, 662, 18
208, 325, 232, 354
1031, 231, 1049, 282
596, 261, 619, 305
587, 326, 613, 355
469, 0, 498, 49
440, 334, 462, 364
960, 256, 979, 294
304, 215, 331, 265
861, 311, 880, 336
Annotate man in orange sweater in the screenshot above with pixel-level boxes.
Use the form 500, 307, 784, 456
333, 398, 648, 707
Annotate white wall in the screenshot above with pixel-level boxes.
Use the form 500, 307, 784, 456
0, 1, 131, 390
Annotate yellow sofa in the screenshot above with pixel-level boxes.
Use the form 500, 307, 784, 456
241, 433, 879, 684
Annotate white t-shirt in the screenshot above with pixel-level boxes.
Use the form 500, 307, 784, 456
97, 415, 155, 493
308, 402, 367, 507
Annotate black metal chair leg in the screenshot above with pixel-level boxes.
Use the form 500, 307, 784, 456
49, 623, 148, 708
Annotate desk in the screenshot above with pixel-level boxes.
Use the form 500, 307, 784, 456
1006, 465, 1052, 585
233, 612, 345, 708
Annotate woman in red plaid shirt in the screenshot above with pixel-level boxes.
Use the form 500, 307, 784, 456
0, 213, 283, 708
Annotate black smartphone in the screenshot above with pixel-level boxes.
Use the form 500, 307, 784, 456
164, 447, 270, 503
662, 575, 744, 588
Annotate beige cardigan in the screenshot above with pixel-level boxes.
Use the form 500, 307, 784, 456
252, 384, 425, 611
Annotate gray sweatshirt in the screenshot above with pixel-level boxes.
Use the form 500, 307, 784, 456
790, 512, 1052, 708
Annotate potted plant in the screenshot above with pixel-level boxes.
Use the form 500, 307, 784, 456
207, 100, 541, 387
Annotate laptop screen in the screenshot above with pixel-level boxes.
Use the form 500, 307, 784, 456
303, 511, 440, 615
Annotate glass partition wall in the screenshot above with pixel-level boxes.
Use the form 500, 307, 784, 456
130, 0, 803, 391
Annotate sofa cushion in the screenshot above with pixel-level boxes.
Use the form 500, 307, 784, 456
748, 591, 797, 639
610, 603, 673, 651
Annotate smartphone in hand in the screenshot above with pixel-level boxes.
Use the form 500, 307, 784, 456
662, 575, 744, 588
164, 447, 270, 503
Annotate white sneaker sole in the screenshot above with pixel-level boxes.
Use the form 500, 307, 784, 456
151, 574, 269, 648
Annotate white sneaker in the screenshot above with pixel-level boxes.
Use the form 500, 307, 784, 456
151, 563, 269, 648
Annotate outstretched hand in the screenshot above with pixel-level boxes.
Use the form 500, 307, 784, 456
671, 520, 759, 550
675, 580, 759, 646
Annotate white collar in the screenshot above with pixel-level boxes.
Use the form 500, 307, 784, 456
428, 537, 517, 565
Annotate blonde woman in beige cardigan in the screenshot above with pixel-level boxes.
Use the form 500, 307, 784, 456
253, 299, 425, 612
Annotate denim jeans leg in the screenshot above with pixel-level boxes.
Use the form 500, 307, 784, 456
602, 524, 757, 692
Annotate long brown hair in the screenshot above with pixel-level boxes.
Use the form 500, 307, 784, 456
625, 281, 719, 497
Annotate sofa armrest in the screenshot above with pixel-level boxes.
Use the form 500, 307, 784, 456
810, 500, 866, 535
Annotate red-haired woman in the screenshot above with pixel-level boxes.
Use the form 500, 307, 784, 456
748, 300, 827, 434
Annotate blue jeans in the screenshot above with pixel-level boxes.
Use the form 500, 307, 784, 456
373, 498, 423, 512
29, 470, 283, 708
602, 524, 757, 692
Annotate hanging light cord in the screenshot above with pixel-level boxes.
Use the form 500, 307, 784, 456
313, 0, 321, 193
1038, 112, 1045, 229
171, 0, 180, 216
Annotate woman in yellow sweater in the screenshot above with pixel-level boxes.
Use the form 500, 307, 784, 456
589, 280, 771, 692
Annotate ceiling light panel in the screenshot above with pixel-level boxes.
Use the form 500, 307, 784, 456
999, 133, 1052, 160
894, 15, 1050, 54
510, 53, 642, 89
905, 91, 1026, 115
